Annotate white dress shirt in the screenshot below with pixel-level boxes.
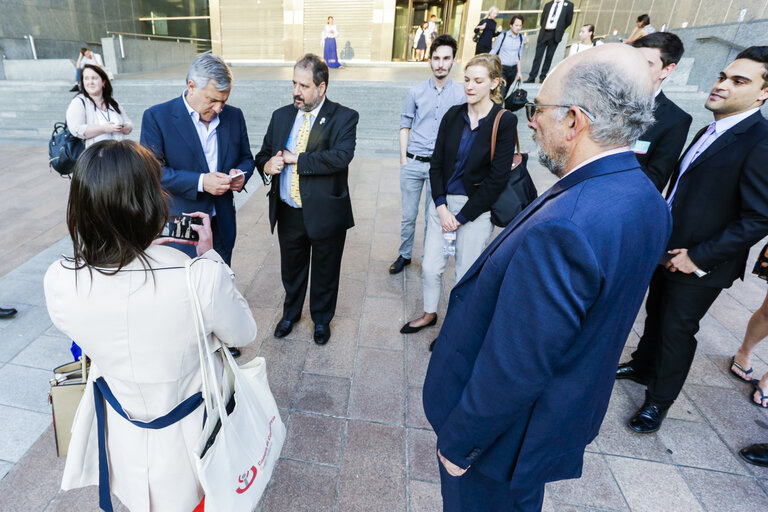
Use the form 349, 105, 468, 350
545, 0, 564, 30
182, 91, 220, 194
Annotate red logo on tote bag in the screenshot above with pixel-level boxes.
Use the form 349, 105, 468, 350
235, 466, 257, 494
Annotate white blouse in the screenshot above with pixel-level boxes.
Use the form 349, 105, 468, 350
568, 40, 604, 56
322, 24, 339, 40
65, 94, 132, 147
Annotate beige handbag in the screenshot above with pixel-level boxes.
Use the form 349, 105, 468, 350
48, 356, 89, 457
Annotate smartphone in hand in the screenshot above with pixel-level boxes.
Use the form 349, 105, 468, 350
160, 215, 203, 241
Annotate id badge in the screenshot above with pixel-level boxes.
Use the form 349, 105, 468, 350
632, 140, 651, 154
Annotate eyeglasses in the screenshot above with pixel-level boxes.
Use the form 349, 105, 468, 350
524, 102, 596, 122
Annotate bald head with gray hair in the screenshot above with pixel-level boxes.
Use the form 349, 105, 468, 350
556, 59, 655, 146
186, 54, 233, 91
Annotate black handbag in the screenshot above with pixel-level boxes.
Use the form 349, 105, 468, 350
473, 31, 481, 43
48, 97, 85, 176
489, 110, 538, 227
504, 80, 528, 112
752, 243, 768, 280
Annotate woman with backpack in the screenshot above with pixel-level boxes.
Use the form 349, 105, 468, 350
66, 64, 132, 148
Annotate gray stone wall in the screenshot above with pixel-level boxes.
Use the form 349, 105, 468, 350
670, 19, 768, 92
101, 36, 197, 74
0, 0, 141, 59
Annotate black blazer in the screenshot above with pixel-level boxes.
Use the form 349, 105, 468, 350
430, 103, 516, 222
538, 1, 574, 43
474, 18, 497, 49
636, 91, 692, 192
255, 99, 358, 240
664, 111, 768, 288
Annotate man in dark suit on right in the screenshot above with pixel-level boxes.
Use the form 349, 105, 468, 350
525, 0, 574, 83
618, 46, 768, 434
255, 54, 358, 346
631, 32, 693, 192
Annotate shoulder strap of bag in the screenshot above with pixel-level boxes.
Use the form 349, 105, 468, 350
494, 32, 507, 54
490, 109, 522, 162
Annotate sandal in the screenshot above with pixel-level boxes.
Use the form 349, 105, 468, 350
730, 356, 754, 382
750, 380, 768, 408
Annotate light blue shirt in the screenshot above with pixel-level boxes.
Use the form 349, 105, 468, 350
490, 30, 524, 67
182, 91, 220, 193
280, 97, 325, 208
400, 77, 465, 157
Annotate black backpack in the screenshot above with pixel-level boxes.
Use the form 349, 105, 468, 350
49, 97, 85, 176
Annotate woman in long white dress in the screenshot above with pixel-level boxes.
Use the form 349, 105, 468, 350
322, 16, 343, 68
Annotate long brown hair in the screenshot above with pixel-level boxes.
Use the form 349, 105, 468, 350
67, 140, 168, 274
79, 64, 122, 114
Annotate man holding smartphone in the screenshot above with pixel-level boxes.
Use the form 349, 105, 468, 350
141, 54, 254, 265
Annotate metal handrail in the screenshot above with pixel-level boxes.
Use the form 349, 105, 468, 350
105, 31, 210, 43
696, 36, 745, 51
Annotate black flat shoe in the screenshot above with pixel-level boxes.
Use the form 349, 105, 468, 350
429, 338, 437, 352
615, 362, 649, 385
628, 399, 670, 434
228, 347, 241, 358
314, 324, 331, 345
739, 443, 768, 467
0, 307, 17, 319
400, 315, 437, 334
274, 318, 295, 338
389, 255, 411, 274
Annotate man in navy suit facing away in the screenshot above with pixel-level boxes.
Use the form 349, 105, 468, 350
423, 44, 672, 511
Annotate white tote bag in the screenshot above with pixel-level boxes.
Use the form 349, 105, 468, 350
185, 260, 286, 512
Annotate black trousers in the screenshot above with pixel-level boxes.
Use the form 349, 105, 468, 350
630, 268, 722, 405
276, 201, 346, 325
439, 459, 545, 512
527, 30, 558, 81
500, 64, 518, 100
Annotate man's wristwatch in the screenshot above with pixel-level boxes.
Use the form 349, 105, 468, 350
693, 269, 708, 278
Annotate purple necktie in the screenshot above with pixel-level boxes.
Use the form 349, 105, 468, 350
667, 122, 716, 207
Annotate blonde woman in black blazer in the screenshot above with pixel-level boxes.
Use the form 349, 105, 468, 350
401, 53, 516, 345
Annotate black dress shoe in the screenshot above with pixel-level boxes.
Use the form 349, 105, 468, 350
523, 77, 536, 83
400, 315, 437, 334
274, 319, 294, 338
616, 362, 649, 385
739, 443, 768, 467
0, 307, 17, 319
628, 400, 670, 434
314, 324, 331, 345
69, 85, 79, 92
389, 255, 411, 275
228, 347, 241, 358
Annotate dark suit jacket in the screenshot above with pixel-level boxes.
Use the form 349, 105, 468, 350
538, 1, 574, 43
664, 111, 768, 289
636, 91, 692, 192
254, 99, 358, 240
423, 152, 671, 487
140, 97, 255, 254
430, 103, 515, 222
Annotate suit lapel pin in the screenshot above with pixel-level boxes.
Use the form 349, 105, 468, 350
320, 117, 326, 125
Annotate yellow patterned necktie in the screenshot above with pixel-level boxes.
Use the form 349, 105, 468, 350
290, 112, 311, 206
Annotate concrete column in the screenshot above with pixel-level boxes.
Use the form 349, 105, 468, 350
371, 0, 396, 61
209, 0, 223, 55
459, 0, 483, 64
284, 0, 305, 61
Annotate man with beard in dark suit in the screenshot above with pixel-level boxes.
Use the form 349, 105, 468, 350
255, 54, 358, 346
617, 47, 768, 434
631, 32, 693, 192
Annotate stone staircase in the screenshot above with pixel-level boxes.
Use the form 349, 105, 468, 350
0, 71, 725, 158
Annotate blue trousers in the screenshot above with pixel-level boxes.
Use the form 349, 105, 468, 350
439, 460, 545, 512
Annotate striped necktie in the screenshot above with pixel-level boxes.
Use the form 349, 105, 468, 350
291, 112, 311, 206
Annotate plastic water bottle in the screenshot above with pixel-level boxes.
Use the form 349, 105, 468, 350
443, 231, 457, 257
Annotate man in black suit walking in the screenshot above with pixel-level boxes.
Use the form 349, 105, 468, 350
617, 46, 768, 433
255, 54, 358, 346
525, 0, 574, 83
631, 33, 693, 192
